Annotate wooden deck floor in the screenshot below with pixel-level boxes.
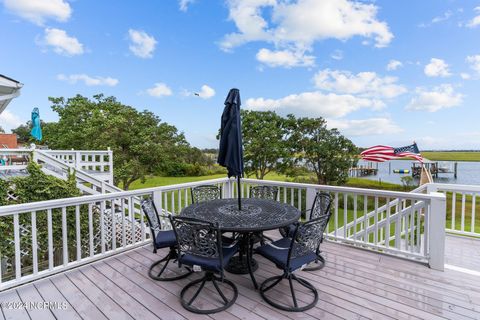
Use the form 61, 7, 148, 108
1, 235, 479, 320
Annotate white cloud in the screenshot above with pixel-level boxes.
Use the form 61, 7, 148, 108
146, 83, 173, 97
39, 28, 84, 56
424, 58, 451, 77
466, 55, 480, 74
179, 0, 195, 12
330, 50, 344, 60
467, 7, 480, 28
220, 0, 393, 58
313, 69, 407, 99
57, 74, 119, 86
432, 10, 453, 24
327, 118, 402, 136
406, 84, 463, 112
245, 91, 384, 118
256, 48, 314, 68
184, 84, 216, 99
386, 59, 402, 71
0, 110, 23, 131
3, 0, 71, 25
128, 29, 157, 59
196, 85, 215, 99
460, 73, 471, 80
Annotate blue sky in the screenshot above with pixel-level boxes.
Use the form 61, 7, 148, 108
1, 0, 480, 150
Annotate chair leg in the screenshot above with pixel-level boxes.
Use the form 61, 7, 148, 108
259, 272, 318, 312
180, 272, 238, 314
148, 247, 192, 281
247, 234, 259, 289
302, 254, 326, 272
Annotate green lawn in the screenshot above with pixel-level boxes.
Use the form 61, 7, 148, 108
421, 151, 480, 162
129, 172, 407, 191
127, 174, 226, 189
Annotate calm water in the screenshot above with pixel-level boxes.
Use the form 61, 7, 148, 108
355, 160, 480, 186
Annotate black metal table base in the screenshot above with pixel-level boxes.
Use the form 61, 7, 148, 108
225, 256, 258, 274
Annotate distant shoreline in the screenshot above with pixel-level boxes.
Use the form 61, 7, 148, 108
359, 151, 480, 162
420, 151, 480, 162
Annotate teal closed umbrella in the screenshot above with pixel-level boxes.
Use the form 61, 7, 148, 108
30, 107, 42, 141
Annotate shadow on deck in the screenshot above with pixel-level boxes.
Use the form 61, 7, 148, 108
1, 235, 479, 320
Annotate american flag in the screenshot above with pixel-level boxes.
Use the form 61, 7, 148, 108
360, 143, 423, 162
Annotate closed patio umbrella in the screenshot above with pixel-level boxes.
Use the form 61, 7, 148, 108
218, 88, 244, 210
30, 107, 42, 141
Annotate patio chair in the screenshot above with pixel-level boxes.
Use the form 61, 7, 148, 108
170, 216, 239, 314
141, 198, 192, 281
191, 185, 222, 204
249, 185, 279, 244
249, 185, 279, 200
279, 192, 332, 271
255, 216, 329, 312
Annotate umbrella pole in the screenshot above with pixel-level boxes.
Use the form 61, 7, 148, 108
237, 176, 242, 211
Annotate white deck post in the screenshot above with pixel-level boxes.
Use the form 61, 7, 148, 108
75, 151, 81, 170
224, 178, 233, 199
108, 147, 114, 185
305, 187, 317, 220
428, 191, 446, 271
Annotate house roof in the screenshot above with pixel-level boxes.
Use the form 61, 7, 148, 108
0, 74, 23, 115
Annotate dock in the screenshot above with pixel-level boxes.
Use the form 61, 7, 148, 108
349, 166, 378, 177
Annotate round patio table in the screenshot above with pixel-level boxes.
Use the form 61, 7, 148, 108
180, 198, 301, 288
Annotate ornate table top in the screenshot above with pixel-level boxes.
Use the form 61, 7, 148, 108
180, 198, 301, 232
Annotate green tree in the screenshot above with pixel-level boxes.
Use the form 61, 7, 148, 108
241, 110, 290, 179
12, 122, 32, 144
0, 126, 5, 133
45, 94, 191, 190
12, 120, 50, 145
286, 115, 357, 185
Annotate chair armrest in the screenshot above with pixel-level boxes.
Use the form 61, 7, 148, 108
222, 239, 239, 249
266, 242, 290, 250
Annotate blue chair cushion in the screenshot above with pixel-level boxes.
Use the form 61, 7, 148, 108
154, 230, 177, 249
255, 237, 318, 272
179, 243, 238, 272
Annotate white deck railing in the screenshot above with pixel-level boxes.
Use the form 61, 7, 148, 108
425, 183, 480, 238
0, 177, 448, 291
0, 178, 227, 291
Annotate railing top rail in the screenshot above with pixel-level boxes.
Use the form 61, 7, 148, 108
242, 178, 442, 201
45, 150, 111, 154
0, 149, 32, 153
429, 182, 480, 193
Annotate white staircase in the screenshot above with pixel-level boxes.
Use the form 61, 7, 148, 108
33, 149, 121, 195
332, 185, 429, 255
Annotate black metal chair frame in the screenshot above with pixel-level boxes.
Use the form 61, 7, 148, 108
258, 216, 330, 312
249, 185, 279, 244
191, 185, 222, 204
141, 198, 192, 281
249, 185, 279, 201
279, 192, 332, 271
170, 216, 238, 314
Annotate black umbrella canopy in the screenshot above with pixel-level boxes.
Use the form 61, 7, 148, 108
218, 88, 244, 209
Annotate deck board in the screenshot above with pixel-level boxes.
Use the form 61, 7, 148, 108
0, 235, 479, 320
16, 284, 56, 320
50, 273, 109, 320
